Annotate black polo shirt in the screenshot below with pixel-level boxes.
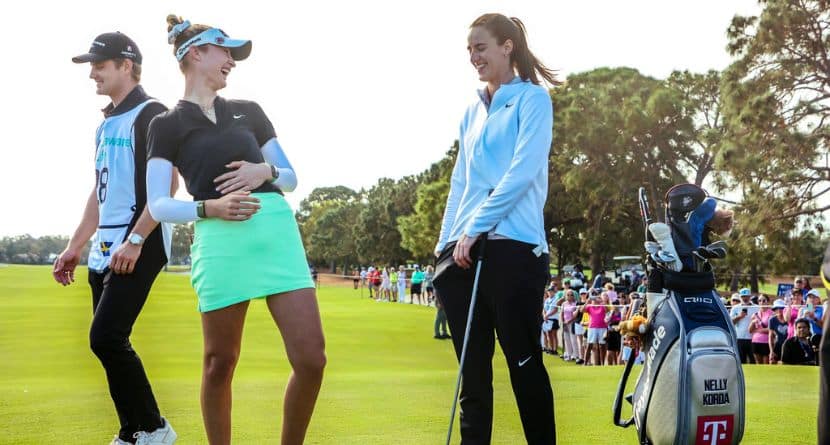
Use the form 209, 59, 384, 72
147, 96, 280, 201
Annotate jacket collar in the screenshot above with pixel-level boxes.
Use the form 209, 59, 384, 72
477, 76, 524, 111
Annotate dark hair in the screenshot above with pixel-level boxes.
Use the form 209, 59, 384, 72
166, 14, 211, 71
111, 58, 141, 82
795, 318, 811, 328
470, 13, 560, 86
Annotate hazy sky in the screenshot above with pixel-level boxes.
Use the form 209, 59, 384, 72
0, 0, 761, 237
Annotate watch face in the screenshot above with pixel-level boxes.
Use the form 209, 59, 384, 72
129, 233, 143, 245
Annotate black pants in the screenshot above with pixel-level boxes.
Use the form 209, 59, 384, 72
88, 232, 166, 440
736, 339, 755, 364
818, 313, 830, 444
433, 240, 555, 445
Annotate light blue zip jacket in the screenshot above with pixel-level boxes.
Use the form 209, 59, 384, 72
436, 77, 553, 255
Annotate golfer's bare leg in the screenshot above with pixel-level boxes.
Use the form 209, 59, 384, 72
201, 300, 249, 444
267, 288, 326, 445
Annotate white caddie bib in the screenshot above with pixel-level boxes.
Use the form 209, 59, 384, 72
88, 99, 172, 272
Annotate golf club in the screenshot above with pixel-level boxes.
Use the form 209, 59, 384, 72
691, 250, 708, 273
446, 233, 488, 445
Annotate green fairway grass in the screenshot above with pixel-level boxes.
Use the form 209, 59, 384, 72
0, 265, 819, 444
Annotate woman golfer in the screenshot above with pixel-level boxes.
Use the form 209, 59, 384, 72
432, 13, 557, 445
146, 15, 325, 444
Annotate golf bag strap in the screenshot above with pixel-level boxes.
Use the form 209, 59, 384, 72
612, 347, 637, 428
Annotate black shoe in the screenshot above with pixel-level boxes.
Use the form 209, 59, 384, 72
575, 359, 584, 365
442, 334, 451, 339
434, 335, 442, 339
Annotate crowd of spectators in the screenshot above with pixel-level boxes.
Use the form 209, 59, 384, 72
341, 263, 822, 366
352, 264, 449, 340
542, 277, 636, 366
541, 270, 822, 367
726, 276, 821, 366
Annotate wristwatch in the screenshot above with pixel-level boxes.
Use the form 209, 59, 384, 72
196, 200, 207, 218
270, 164, 280, 181
127, 232, 145, 246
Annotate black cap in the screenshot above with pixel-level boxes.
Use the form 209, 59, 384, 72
72, 32, 142, 64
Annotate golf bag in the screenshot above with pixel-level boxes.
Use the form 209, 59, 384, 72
613, 185, 745, 445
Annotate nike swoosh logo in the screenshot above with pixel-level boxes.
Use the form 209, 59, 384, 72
233, 114, 245, 119
505, 103, 514, 108
518, 356, 532, 367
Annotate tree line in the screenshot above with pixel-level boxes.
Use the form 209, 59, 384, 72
0, 224, 194, 266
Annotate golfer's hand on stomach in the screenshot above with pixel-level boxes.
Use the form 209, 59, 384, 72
214, 160, 272, 194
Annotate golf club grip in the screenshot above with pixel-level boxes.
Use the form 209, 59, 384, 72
476, 233, 489, 261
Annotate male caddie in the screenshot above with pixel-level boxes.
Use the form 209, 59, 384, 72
52, 32, 177, 444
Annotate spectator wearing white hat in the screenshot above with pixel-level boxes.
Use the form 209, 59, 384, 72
728, 294, 741, 312
768, 299, 789, 363
730, 288, 759, 364
800, 289, 825, 337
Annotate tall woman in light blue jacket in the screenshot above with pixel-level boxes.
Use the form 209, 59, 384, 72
432, 13, 558, 445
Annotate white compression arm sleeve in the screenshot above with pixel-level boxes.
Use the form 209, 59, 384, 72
261, 138, 297, 192
147, 158, 199, 223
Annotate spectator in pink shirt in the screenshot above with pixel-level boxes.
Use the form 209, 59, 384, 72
584, 293, 609, 365
749, 294, 773, 364
786, 288, 805, 338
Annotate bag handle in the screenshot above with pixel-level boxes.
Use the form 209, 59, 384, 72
612, 343, 638, 428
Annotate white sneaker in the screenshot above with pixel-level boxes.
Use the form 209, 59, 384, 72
109, 437, 131, 445
133, 418, 177, 445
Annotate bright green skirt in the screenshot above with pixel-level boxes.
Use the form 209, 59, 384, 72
190, 193, 314, 312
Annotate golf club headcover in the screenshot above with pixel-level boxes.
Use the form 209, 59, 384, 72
648, 223, 683, 272
688, 198, 734, 250
619, 315, 649, 337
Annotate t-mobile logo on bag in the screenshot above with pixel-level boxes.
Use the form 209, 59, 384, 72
696, 415, 734, 445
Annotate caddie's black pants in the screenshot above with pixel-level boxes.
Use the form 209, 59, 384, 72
433, 239, 555, 445
88, 230, 166, 441
818, 313, 830, 444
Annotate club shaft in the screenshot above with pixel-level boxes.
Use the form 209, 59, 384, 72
446, 256, 485, 445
